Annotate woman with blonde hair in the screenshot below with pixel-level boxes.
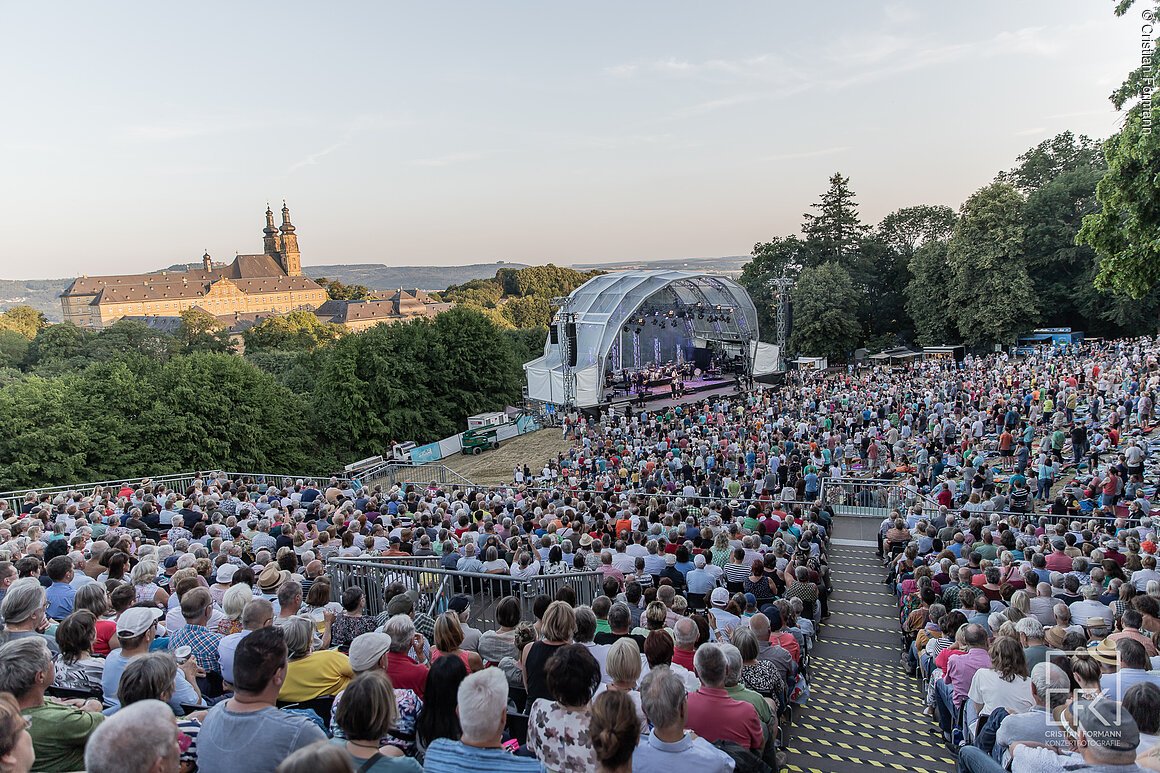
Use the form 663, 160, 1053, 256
522, 601, 575, 704
131, 558, 168, 606
593, 637, 647, 727
431, 613, 483, 673
214, 583, 251, 636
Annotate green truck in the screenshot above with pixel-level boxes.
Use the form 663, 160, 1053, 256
460, 424, 502, 455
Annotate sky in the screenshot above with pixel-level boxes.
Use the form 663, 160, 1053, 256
0, 1, 1141, 279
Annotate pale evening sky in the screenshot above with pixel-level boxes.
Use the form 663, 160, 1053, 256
0, 1, 1139, 280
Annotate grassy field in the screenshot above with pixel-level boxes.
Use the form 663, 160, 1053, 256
437, 428, 571, 485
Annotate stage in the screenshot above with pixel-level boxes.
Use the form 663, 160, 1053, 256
523, 270, 782, 409
602, 373, 739, 409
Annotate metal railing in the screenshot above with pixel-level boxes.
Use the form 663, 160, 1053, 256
359, 463, 479, 491
818, 476, 938, 519
326, 556, 601, 631
0, 470, 346, 514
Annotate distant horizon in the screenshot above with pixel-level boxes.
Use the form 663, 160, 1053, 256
0, 253, 756, 283
0, 2, 1135, 280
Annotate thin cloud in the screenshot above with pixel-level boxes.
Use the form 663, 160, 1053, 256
283, 113, 412, 176
411, 152, 486, 167
1014, 127, 1047, 136
762, 146, 851, 162
285, 142, 347, 175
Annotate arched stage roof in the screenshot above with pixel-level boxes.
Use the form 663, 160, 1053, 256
524, 270, 776, 408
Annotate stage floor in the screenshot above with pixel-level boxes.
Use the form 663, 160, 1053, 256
603, 376, 741, 412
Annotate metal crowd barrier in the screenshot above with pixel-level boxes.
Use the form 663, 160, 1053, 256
325, 556, 601, 631
819, 477, 911, 518
360, 463, 478, 491
0, 470, 344, 514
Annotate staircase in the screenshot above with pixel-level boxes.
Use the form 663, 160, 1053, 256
786, 518, 954, 773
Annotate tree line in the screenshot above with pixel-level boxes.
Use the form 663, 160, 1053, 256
0, 305, 536, 491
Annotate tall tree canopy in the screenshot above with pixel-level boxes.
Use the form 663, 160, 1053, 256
801, 173, 871, 271
1076, 0, 1160, 298
787, 262, 861, 361
946, 182, 1038, 345
905, 240, 957, 347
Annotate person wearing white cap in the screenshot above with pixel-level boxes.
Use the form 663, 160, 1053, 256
687, 553, 717, 599
708, 587, 741, 636
101, 606, 203, 712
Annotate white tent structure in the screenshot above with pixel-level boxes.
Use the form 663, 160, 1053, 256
523, 270, 779, 408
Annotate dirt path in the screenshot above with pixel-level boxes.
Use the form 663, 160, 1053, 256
436, 428, 573, 485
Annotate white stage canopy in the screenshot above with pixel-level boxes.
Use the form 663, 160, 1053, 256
523, 270, 764, 408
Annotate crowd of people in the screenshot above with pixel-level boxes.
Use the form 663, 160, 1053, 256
0, 337, 1157, 771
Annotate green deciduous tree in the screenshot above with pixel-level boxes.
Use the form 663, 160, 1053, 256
500, 296, 551, 329
787, 263, 861, 361
178, 308, 233, 353
315, 277, 372, 301
440, 279, 503, 309
26, 322, 89, 372
0, 306, 47, 339
946, 183, 1038, 345
861, 237, 912, 344
740, 236, 817, 342
87, 320, 175, 362
1076, 0, 1160, 299
505, 327, 549, 365
311, 307, 522, 458
0, 330, 30, 369
877, 205, 957, 257
905, 240, 957, 347
243, 310, 341, 352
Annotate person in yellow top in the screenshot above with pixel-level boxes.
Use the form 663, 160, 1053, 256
279, 616, 354, 703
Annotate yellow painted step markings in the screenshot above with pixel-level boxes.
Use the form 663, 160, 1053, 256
805, 696, 932, 721
810, 658, 909, 675
792, 733, 956, 764
812, 639, 898, 651
787, 747, 948, 771
824, 622, 903, 633
809, 676, 919, 696
806, 683, 921, 704
807, 673, 914, 687
794, 719, 939, 743
809, 669, 914, 685
825, 611, 898, 621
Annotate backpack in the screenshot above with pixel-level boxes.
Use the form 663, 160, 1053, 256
711, 740, 772, 773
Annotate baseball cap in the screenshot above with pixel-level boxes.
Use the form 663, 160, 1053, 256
711, 587, 729, 607
162, 555, 179, 569
116, 607, 164, 637
348, 632, 393, 672
215, 564, 238, 584
448, 595, 472, 614
386, 589, 418, 617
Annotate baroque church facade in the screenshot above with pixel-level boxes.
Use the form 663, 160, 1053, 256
60, 204, 328, 329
